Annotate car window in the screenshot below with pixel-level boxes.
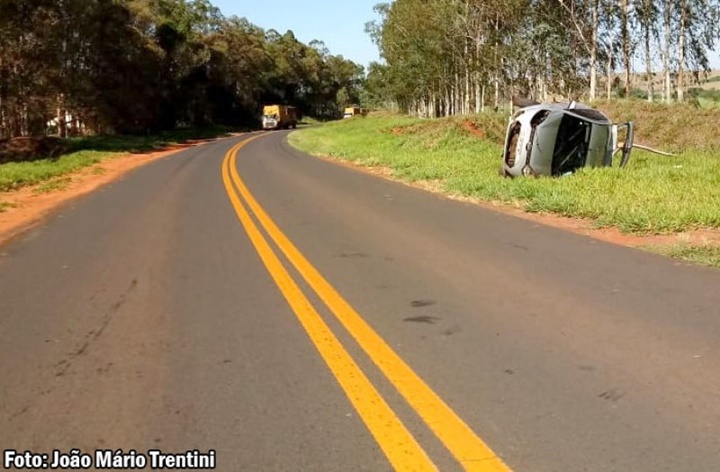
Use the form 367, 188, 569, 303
551, 115, 590, 175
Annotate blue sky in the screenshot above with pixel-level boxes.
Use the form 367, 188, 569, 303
212, 0, 382, 69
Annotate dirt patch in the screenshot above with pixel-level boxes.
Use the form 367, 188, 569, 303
390, 127, 406, 136
0, 135, 238, 246
385, 119, 458, 138
462, 120, 486, 139
314, 153, 720, 253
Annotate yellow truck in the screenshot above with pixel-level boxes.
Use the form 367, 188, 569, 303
262, 105, 298, 130
343, 107, 367, 119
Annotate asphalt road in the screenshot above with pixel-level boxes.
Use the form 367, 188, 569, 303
2, 130, 720, 471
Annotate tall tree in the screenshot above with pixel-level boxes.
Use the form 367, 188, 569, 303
619, 0, 632, 97
635, 0, 659, 101
675, 0, 720, 102
0, 0, 364, 138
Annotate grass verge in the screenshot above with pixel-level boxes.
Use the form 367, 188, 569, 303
646, 244, 720, 268
33, 177, 73, 195
0, 126, 233, 193
0, 150, 109, 192
288, 113, 720, 235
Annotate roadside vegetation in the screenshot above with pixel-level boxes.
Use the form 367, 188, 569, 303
0, 127, 231, 196
0, 0, 365, 206
289, 106, 720, 236
1, 1, 363, 138
0, 150, 108, 194
363, 1, 719, 115
345, 0, 720, 267
648, 245, 720, 268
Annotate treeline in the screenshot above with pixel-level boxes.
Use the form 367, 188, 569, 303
364, 0, 720, 116
0, 0, 364, 138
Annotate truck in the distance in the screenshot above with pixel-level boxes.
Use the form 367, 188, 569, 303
262, 105, 298, 130
343, 107, 368, 119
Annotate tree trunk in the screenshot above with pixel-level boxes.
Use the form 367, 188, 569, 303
465, 68, 470, 115
0, 55, 4, 139
677, 0, 687, 102
446, 87, 452, 117
0, 95, 4, 140
621, 0, 631, 97
494, 74, 500, 109
663, 0, 672, 102
21, 103, 28, 137
590, 0, 599, 100
455, 71, 461, 115
57, 94, 67, 138
493, 13, 500, 110
644, 4, 654, 102
463, 37, 470, 115
606, 48, 613, 100
481, 84, 486, 113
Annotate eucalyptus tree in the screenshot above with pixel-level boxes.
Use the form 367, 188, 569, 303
0, 0, 364, 139
369, 0, 450, 116
619, 0, 633, 97
675, 0, 720, 102
634, 0, 660, 101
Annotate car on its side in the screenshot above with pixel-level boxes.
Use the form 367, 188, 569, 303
501, 98, 634, 177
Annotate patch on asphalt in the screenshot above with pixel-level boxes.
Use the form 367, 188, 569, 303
335, 252, 369, 258
404, 315, 440, 324
411, 299, 436, 308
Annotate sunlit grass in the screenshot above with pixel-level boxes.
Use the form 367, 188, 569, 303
646, 244, 720, 268
0, 126, 233, 193
32, 177, 73, 195
289, 114, 720, 234
0, 151, 108, 192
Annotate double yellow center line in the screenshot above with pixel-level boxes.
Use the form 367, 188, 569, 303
221, 135, 510, 471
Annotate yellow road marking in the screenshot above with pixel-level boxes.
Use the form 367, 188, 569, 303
228, 137, 511, 472
222, 137, 437, 471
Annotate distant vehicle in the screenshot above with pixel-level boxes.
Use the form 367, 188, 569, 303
501, 98, 634, 177
343, 107, 367, 119
262, 105, 298, 130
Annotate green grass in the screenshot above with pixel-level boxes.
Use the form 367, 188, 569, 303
697, 97, 720, 109
33, 177, 72, 195
299, 116, 325, 126
647, 244, 720, 268
0, 151, 108, 192
289, 113, 720, 235
595, 100, 720, 152
0, 126, 232, 193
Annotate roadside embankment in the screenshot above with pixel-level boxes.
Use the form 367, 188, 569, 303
288, 106, 720, 268
0, 127, 233, 194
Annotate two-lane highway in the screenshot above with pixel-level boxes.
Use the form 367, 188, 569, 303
2, 130, 720, 471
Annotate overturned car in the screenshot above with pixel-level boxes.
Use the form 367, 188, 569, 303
501, 98, 634, 177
